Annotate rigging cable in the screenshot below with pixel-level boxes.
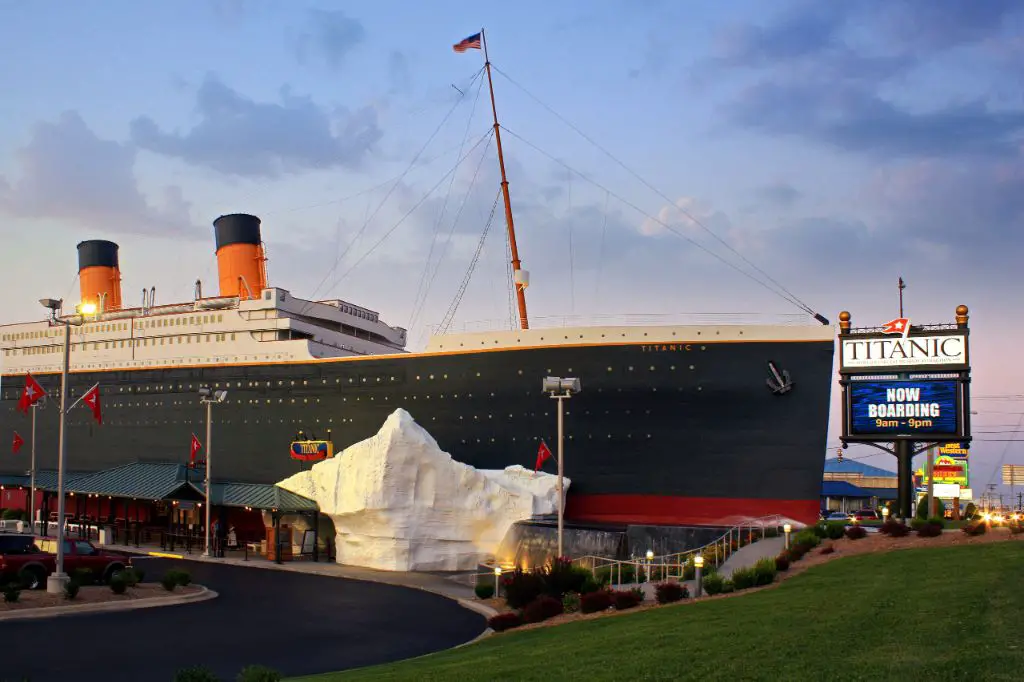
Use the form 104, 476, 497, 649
300, 66, 486, 313
408, 73, 487, 332
498, 126, 811, 314
326, 130, 495, 291
409, 134, 494, 335
493, 65, 819, 318
438, 189, 502, 334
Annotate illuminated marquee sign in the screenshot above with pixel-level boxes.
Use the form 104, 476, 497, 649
290, 440, 335, 462
841, 334, 967, 371
847, 379, 961, 439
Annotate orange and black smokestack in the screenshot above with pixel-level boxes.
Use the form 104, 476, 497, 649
77, 240, 122, 311
213, 213, 267, 299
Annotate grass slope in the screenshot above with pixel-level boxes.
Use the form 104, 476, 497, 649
294, 543, 1024, 682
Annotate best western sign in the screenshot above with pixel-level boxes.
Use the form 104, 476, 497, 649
841, 333, 968, 371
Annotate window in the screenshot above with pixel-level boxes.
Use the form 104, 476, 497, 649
74, 540, 97, 556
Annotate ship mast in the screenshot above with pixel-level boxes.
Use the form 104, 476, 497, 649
481, 29, 530, 330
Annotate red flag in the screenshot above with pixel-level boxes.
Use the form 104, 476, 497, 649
81, 384, 102, 425
880, 318, 910, 337
17, 374, 46, 414
534, 440, 553, 472
12, 432, 24, 454
190, 433, 202, 465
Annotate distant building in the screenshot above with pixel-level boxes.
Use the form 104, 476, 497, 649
821, 458, 898, 514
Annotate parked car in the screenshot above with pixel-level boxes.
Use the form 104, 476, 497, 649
824, 511, 851, 522
850, 509, 880, 521
1, 536, 130, 590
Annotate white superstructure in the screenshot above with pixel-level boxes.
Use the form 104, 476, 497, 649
0, 287, 408, 376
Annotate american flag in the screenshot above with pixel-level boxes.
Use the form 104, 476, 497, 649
453, 32, 482, 53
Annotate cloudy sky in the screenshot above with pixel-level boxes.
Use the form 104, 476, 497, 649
1, 1, 1021, 497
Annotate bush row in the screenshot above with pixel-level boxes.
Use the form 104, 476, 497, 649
485, 583, 659, 632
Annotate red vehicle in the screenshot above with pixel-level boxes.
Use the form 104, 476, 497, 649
0, 534, 130, 590
850, 509, 880, 521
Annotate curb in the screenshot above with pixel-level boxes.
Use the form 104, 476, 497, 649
0, 585, 218, 623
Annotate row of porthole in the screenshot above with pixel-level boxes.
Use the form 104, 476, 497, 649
444, 333, 729, 347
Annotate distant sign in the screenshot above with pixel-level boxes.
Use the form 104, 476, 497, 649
840, 333, 968, 371
290, 440, 334, 462
848, 380, 960, 438
1001, 464, 1024, 486
932, 483, 961, 499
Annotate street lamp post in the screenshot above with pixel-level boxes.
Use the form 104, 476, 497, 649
694, 554, 704, 597
783, 523, 792, 551
542, 376, 581, 559
199, 386, 227, 557
39, 298, 92, 594
28, 400, 43, 534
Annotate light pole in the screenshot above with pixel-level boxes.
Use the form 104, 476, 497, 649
783, 523, 792, 551
494, 565, 502, 597
28, 398, 45, 534
542, 376, 581, 559
39, 298, 92, 594
694, 554, 704, 597
645, 549, 654, 583
199, 386, 227, 557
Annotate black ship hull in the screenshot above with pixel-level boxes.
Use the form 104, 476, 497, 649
1, 338, 834, 525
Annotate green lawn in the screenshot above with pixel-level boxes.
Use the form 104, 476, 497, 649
293, 542, 1024, 682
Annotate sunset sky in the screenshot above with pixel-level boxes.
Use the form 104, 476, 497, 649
1, 1, 1021, 497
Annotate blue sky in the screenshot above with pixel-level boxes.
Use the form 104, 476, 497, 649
1, 1, 1022, 497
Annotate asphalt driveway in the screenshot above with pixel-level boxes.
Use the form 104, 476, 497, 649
0, 558, 486, 681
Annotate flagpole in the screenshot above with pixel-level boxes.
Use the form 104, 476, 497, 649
29, 404, 37, 533
480, 28, 530, 330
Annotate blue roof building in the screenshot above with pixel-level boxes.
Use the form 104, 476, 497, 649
823, 458, 897, 477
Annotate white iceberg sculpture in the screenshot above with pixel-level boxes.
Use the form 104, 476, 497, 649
276, 408, 569, 571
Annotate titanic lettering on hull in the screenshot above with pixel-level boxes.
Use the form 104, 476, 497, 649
841, 334, 966, 370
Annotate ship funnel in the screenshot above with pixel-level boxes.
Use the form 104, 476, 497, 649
77, 240, 122, 311
213, 213, 267, 300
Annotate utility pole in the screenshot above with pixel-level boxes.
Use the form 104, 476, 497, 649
925, 445, 936, 517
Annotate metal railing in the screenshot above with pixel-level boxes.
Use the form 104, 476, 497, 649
572, 515, 793, 587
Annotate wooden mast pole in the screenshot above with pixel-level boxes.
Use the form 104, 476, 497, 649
481, 28, 530, 330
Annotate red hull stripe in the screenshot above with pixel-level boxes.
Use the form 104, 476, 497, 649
565, 494, 820, 527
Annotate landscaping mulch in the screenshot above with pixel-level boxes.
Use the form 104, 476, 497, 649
0, 583, 201, 612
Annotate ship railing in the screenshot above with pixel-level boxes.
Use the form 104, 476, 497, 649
572, 514, 796, 585
426, 312, 812, 335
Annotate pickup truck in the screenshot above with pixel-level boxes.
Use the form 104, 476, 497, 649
0, 534, 130, 590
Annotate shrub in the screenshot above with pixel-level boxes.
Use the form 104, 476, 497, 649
1009, 522, 1024, 535
655, 581, 688, 604
917, 495, 946, 519
474, 582, 495, 600
880, 520, 911, 537
236, 665, 282, 682
701, 573, 724, 596
824, 521, 847, 540
810, 523, 828, 539
3, 584, 20, 603
611, 588, 643, 610
173, 569, 191, 586
523, 595, 564, 623
910, 518, 927, 530
580, 589, 614, 614
173, 666, 219, 682
845, 525, 868, 540
774, 554, 790, 571
562, 591, 581, 613
793, 529, 820, 548
752, 557, 777, 586
501, 568, 546, 609
964, 503, 978, 519
487, 612, 522, 632
819, 544, 835, 555
917, 523, 943, 538
579, 577, 601, 595
721, 579, 735, 594
132, 567, 146, 583
962, 521, 987, 536
161, 574, 179, 592
116, 567, 142, 588
926, 516, 946, 529
109, 575, 128, 595
544, 557, 591, 597
730, 567, 757, 590
64, 580, 80, 600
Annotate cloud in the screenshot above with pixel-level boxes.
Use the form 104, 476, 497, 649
708, 2, 1024, 159
0, 111, 199, 237
755, 182, 801, 208
130, 74, 383, 178
294, 9, 365, 70
727, 83, 1024, 158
